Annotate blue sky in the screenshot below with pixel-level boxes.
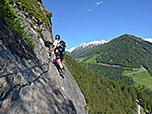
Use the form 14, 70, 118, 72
42, 0, 152, 50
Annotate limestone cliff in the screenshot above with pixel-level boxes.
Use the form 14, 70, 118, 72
0, 0, 87, 113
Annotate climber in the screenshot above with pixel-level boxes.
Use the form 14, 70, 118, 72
49, 34, 66, 74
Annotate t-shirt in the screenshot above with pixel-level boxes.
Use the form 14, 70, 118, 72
53, 40, 60, 47
53, 40, 60, 53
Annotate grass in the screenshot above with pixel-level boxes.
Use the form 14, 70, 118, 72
123, 70, 152, 90
16, 0, 52, 30
75, 57, 87, 63
123, 69, 140, 74
85, 55, 98, 63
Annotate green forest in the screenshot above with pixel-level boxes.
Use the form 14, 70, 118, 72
82, 63, 152, 91
1, 0, 152, 113
77, 34, 152, 74
82, 63, 134, 85
65, 54, 152, 114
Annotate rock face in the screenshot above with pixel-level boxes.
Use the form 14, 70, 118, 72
0, 1, 87, 114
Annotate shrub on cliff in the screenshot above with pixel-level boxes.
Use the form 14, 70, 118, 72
0, 0, 34, 49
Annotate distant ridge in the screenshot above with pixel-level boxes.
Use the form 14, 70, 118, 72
66, 47, 76, 53
66, 40, 109, 58
77, 40, 109, 49
66, 37, 152, 58
76, 34, 152, 74
144, 38, 152, 43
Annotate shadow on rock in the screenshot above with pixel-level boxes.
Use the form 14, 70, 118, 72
53, 89, 77, 114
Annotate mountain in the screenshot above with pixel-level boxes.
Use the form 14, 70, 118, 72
1, 1, 152, 113
67, 38, 152, 58
145, 38, 152, 43
77, 40, 109, 49
72, 34, 152, 113
66, 47, 76, 53
64, 54, 152, 114
0, 0, 86, 113
77, 34, 152, 74
66, 40, 109, 58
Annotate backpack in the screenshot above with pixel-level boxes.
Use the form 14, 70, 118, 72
58, 41, 66, 53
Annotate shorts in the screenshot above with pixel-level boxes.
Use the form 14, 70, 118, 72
56, 52, 63, 61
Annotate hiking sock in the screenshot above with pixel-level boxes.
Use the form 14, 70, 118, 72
62, 68, 65, 71
61, 68, 65, 75
61, 68, 64, 72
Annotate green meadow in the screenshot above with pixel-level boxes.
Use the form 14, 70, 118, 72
123, 69, 152, 90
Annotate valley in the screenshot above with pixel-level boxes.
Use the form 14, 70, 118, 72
123, 68, 152, 90
68, 34, 152, 113
1, 0, 152, 114
74, 34, 152, 90
84, 62, 152, 90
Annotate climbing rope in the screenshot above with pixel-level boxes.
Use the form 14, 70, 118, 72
0, 61, 49, 78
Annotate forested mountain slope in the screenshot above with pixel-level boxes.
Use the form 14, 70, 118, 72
77, 34, 152, 74
65, 55, 152, 114
1, 0, 152, 113
67, 40, 108, 58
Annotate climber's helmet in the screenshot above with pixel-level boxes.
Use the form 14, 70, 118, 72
55, 34, 60, 40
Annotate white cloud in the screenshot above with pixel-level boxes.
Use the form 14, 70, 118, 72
88, 9, 92, 12
88, 1, 103, 12
96, 1, 103, 6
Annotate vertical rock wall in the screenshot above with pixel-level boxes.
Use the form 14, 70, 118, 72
0, 1, 87, 114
